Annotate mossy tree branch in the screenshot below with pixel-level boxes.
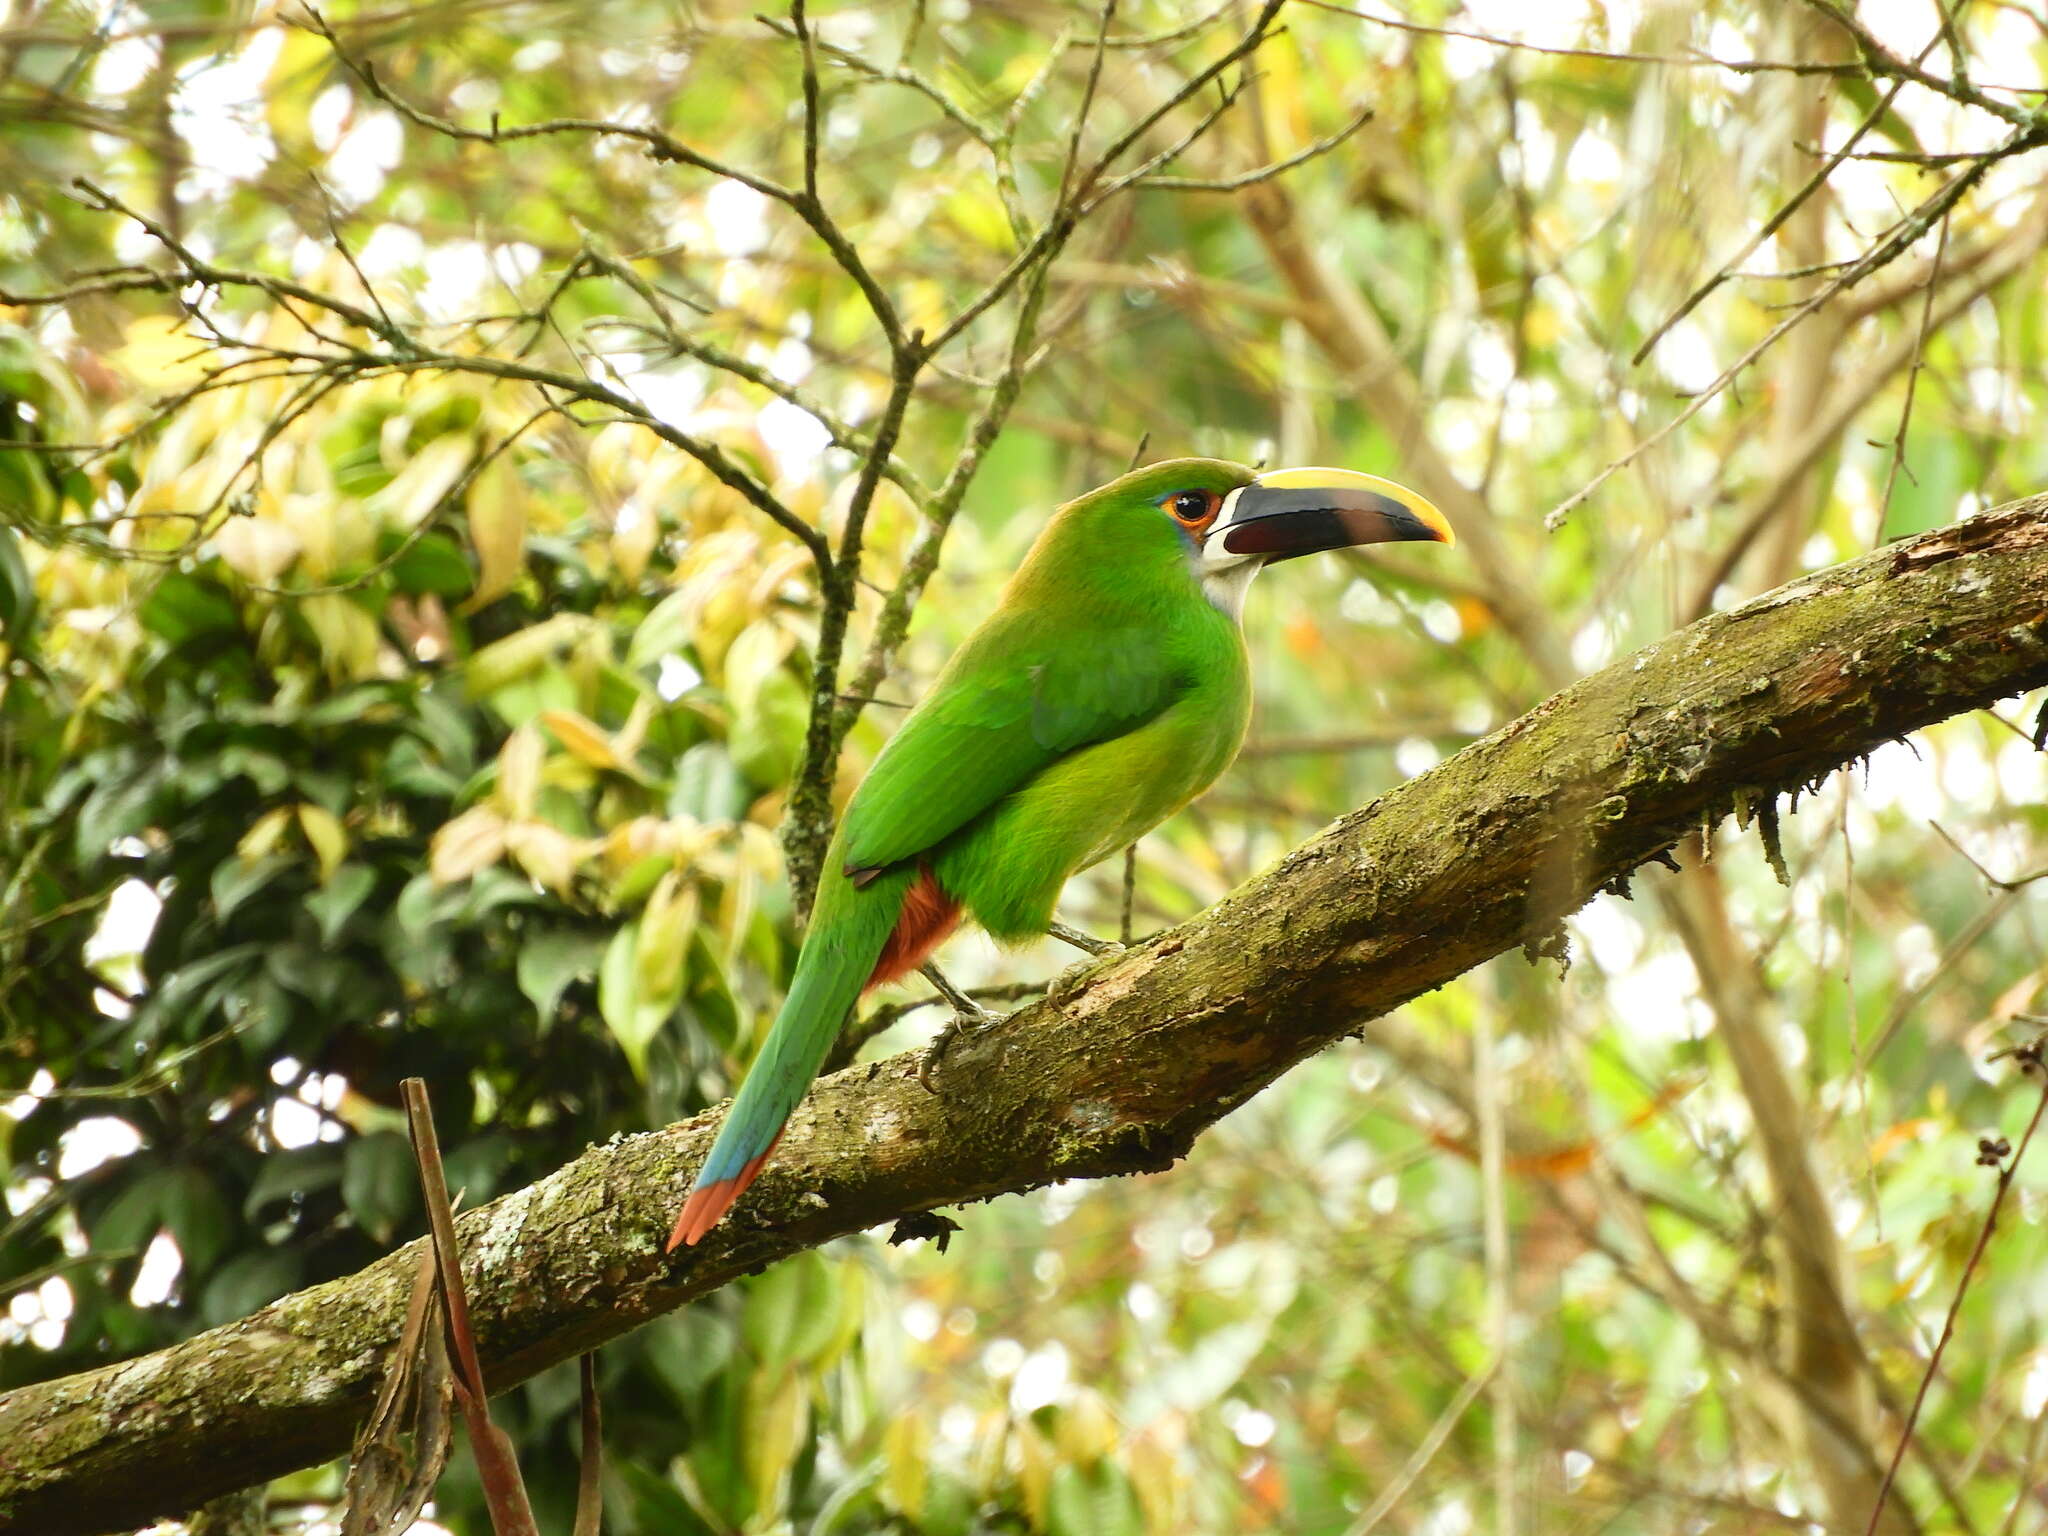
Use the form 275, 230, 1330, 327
4, 501, 2048, 1534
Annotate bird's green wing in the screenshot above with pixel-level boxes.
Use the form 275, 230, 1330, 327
839, 619, 1183, 878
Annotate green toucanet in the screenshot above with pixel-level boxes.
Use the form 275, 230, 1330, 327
668, 457, 1454, 1248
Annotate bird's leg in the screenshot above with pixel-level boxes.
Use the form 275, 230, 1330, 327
1046, 919, 1127, 1004
917, 962, 1002, 1091
1048, 919, 1123, 958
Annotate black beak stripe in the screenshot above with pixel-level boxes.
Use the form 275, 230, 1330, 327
1219, 488, 1450, 564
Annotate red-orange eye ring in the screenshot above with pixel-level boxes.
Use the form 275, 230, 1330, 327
1164, 488, 1221, 535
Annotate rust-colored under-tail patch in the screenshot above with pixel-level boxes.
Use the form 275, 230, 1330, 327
869, 866, 961, 990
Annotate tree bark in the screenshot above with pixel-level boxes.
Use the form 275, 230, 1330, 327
4, 500, 2048, 1535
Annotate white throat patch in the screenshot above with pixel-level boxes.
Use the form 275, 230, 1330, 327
1200, 558, 1261, 621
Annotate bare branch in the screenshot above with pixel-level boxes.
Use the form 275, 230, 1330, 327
1134, 99, 1375, 192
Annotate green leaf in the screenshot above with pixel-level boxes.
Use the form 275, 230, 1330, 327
644, 1309, 737, 1399
728, 669, 807, 790
244, 1144, 344, 1220
0, 521, 37, 647
598, 918, 674, 1078
439, 1132, 513, 1207
516, 927, 608, 1024
93, 1168, 167, 1255
740, 1249, 842, 1370
305, 863, 376, 946
296, 682, 401, 729
156, 1165, 234, 1274
669, 743, 751, 822
484, 667, 579, 728
265, 940, 360, 1016
342, 1130, 419, 1244
388, 531, 476, 597
212, 853, 294, 924
139, 572, 240, 645
201, 1247, 302, 1327
74, 764, 165, 861
1046, 1462, 1142, 1536
626, 588, 698, 672
409, 685, 477, 774
216, 746, 293, 797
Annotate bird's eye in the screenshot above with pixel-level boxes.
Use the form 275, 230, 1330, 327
1168, 489, 1218, 525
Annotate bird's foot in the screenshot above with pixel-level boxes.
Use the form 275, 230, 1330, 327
1047, 954, 1120, 1006
917, 1003, 1003, 1093
916, 961, 1005, 1092
1048, 919, 1124, 958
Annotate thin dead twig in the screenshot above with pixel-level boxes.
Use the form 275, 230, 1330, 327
1547, 124, 2047, 532
1631, 27, 1944, 368
1863, 1042, 2048, 1536
573, 1354, 603, 1536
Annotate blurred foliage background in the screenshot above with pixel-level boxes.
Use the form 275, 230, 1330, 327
4, 0, 2048, 1532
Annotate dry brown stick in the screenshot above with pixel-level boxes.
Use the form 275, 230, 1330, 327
7, 502, 2048, 1533
341, 1244, 451, 1536
401, 1078, 539, 1536
573, 1354, 603, 1536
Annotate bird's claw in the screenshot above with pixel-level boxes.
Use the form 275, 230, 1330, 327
918, 1006, 1001, 1092
1047, 946, 1124, 1005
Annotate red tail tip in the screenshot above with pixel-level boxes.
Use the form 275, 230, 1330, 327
664, 1140, 780, 1251
665, 1182, 738, 1250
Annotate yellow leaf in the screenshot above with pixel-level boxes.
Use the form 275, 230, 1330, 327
265, 30, 333, 147
215, 517, 302, 585
466, 613, 595, 695
635, 871, 698, 1002
882, 1413, 928, 1521
368, 435, 473, 530
430, 806, 507, 884
610, 496, 660, 584
539, 708, 624, 772
496, 723, 544, 818
717, 849, 758, 971
1055, 1388, 1120, 1463
237, 806, 295, 862
613, 695, 655, 761
458, 452, 528, 613
297, 804, 348, 882
942, 183, 1012, 248
1014, 1420, 1053, 1530
111, 315, 209, 389
1991, 968, 2042, 1020
504, 821, 594, 896
297, 593, 383, 681
743, 1369, 809, 1521
1128, 1425, 1186, 1534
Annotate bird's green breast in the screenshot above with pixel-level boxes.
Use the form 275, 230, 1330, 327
930, 598, 1250, 941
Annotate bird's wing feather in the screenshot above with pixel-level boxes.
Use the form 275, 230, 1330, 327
840, 620, 1182, 876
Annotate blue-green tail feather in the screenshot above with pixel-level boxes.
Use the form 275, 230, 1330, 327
667, 868, 910, 1248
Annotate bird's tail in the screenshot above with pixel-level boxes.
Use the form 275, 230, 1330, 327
667, 864, 958, 1249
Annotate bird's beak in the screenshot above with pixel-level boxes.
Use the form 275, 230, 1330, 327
1204, 467, 1454, 566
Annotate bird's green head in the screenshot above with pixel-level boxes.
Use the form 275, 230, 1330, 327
1045, 456, 1454, 620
